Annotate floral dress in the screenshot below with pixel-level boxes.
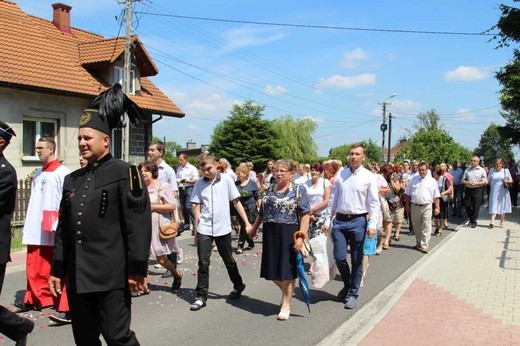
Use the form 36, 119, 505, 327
260, 183, 310, 281
148, 181, 179, 256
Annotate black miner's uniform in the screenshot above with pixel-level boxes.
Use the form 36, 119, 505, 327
51, 153, 151, 345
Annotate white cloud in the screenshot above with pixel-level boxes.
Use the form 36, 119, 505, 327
186, 125, 199, 130
444, 66, 489, 81
264, 85, 288, 95
340, 48, 369, 69
316, 73, 376, 90
222, 26, 284, 49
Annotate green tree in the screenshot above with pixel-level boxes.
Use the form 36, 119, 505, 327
492, 2, 520, 145
271, 115, 318, 161
473, 124, 514, 166
152, 136, 181, 166
329, 139, 382, 164
411, 108, 444, 132
399, 110, 472, 164
209, 100, 279, 168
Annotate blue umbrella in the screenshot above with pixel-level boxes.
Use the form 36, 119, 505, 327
294, 232, 311, 313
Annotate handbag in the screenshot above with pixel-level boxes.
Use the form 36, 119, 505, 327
440, 177, 450, 203
157, 183, 178, 241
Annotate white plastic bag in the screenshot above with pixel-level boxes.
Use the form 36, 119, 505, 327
308, 233, 336, 288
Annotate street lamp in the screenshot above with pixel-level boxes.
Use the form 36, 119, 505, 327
379, 93, 397, 162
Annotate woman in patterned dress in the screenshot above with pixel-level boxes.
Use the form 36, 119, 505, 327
250, 159, 310, 321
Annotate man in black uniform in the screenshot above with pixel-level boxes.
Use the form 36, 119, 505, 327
0, 121, 35, 345
49, 86, 151, 346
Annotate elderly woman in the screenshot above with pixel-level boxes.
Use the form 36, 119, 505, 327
138, 161, 183, 294
488, 158, 513, 228
235, 163, 261, 253
250, 159, 310, 321
304, 162, 331, 239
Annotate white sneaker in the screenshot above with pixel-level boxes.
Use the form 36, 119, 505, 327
154, 263, 162, 268
177, 248, 184, 264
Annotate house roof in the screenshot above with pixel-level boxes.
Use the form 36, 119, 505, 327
0, 1, 184, 117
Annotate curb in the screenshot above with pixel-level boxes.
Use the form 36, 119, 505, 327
318, 221, 467, 346
6, 248, 27, 274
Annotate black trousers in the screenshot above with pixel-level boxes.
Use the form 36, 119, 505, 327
195, 232, 243, 300
464, 187, 483, 223
67, 287, 139, 346
0, 264, 33, 342
179, 186, 195, 227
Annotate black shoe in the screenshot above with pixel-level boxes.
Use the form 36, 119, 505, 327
244, 245, 255, 251
229, 283, 246, 299
337, 287, 349, 302
13, 302, 41, 313
171, 277, 182, 294
48, 312, 72, 325
190, 299, 206, 311
471, 222, 477, 228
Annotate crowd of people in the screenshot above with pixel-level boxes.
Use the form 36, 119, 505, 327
2, 106, 520, 344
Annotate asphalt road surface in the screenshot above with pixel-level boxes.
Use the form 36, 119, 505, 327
0, 217, 465, 346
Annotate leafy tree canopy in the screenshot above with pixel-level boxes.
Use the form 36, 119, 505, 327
208, 100, 279, 168
473, 123, 514, 166
271, 115, 318, 162
329, 139, 382, 165
399, 110, 472, 165
492, 2, 520, 145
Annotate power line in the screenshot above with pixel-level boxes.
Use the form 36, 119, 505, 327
136, 12, 496, 37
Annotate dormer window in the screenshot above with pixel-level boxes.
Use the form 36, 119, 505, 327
113, 66, 135, 94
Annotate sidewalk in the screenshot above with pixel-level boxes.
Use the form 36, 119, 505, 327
323, 207, 520, 345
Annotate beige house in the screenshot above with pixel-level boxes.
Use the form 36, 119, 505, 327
0, 1, 184, 178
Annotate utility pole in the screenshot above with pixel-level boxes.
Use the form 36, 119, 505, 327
380, 102, 388, 163
122, 0, 132, 162
387, 113, 392, 162
379, 93, 397, 163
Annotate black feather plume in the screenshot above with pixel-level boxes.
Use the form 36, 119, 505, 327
90, 83, 147, 130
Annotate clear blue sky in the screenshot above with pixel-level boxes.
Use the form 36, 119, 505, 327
17, 0, 517, 158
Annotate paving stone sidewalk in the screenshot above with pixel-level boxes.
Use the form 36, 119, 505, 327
354, 208, 520, 345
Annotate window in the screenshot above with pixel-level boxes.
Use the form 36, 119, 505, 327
114, 66, 135, 94
22, 118, 57, 158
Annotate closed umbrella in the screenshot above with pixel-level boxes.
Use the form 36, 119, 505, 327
294, 231, 311, 313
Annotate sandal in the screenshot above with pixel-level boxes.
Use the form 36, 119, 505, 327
382, 244, 389, 250
436, 231, 442, 237
392, 236, 400, 241
488, 223, 494, 229
277, 310, 290, 321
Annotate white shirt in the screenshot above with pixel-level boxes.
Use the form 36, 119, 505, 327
22, 161, 70, 246
176, 162, 199, 187
304, 177, 332, 213
158, 160, 178, 191
293, 174, 309, 185
190, 173, 240, 237
463, 166, 487, 187
405, 174, 440, 204
330, 165, 380, 230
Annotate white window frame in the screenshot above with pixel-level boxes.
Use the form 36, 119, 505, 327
22, 117, 58, 161
114, 66, 135, 95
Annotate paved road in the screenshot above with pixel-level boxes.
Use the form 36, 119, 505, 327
0, 217, 465, 345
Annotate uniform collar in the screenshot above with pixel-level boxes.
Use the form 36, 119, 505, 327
89, 153, 113, 171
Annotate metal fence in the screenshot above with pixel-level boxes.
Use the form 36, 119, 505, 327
12, 179, 31, 227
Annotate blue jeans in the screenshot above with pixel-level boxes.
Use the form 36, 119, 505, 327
331, 215, 367, 298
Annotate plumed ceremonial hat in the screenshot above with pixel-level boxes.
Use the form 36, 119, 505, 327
0, 120, 16, 141
79, 83, 147, 135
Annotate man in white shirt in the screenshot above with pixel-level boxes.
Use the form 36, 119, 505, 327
404, 162, 440, 253
462, 156, 488, 228
148, 141, 178, 194
188, 154, 252, 311
18, 137, 71, 324
176, 153, 199, 233
327, 143, 380, 310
